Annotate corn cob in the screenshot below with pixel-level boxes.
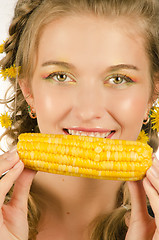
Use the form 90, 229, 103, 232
17, 133, 153, 181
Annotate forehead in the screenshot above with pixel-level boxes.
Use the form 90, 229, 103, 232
37, 14, 150, 74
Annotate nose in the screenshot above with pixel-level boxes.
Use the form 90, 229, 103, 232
72, 84, 105, 122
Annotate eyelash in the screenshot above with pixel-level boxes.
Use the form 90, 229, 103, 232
44, 71, 75, 83
104, 74, 134, 86
43, 72, 135, 87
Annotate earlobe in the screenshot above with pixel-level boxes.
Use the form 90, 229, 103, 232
124, 211, 131, 228
143, 103, 151, 121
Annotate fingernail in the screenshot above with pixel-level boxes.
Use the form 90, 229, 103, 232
13, 160, 23, 169
7, 149, 19, 161
148, 166, 159, 178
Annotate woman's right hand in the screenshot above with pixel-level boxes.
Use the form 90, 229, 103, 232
0, 148, 36, 240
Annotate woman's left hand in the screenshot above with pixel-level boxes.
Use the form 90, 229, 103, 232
125, 154, 159, 240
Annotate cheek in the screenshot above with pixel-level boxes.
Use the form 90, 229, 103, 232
119, 97, 147, 119
112, 89, 149, 140
32, 84, 72, 133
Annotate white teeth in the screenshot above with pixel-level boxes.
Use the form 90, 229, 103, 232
67, 129, 112, 138
71, 130, 76, 135
96, 133, 101, 138
81, 132, 86, 136
90, 133, 95, 137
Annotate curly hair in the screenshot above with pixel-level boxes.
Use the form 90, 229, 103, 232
1, 0, 159, 239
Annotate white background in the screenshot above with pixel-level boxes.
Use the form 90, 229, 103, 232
0, 0, 159, 157
0, 0, 18, 153
0, 0, 17, 136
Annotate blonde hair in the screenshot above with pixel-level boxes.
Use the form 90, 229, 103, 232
1, 0, 159, 239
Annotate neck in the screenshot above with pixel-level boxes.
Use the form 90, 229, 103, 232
33, 173, 123, 240
33, 172, 122, 216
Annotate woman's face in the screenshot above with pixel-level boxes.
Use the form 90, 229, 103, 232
27, 15, 152, 141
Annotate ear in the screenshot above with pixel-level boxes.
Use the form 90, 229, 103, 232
143, 102, 152, 120
124, 211, 131, 228
19, 79, 35, 108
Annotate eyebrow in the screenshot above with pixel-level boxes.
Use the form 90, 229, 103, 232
42, 61, 139, 72
107, 64, 139, 72
42, 61, 75, 70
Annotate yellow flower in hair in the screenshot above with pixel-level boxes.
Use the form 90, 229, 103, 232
137, 130, 149, 143
151, 106, 159, 131
0, 43, 4, 53
0, 64, 21, 80
0, 112, 12, 128
0, 68, 7, 80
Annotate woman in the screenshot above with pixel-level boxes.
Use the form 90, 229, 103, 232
0, 0, 159, 239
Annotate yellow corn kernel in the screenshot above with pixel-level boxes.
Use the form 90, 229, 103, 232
17, 133, 153, 181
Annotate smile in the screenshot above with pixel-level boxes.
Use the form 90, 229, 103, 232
63, 129, 115, 138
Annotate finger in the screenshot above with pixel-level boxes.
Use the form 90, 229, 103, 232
127, 181, 150, 222
10, 168, 36, 211
0, 148, 20, 176
0, 160, 24, 207
142, 178, 159, 230
144, 156, 159, 225
143, 177, 158, 210
146, 154, 159, 193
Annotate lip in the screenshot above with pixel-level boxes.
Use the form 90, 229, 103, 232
63, 127, 113, 133
63, 128, 116, 138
